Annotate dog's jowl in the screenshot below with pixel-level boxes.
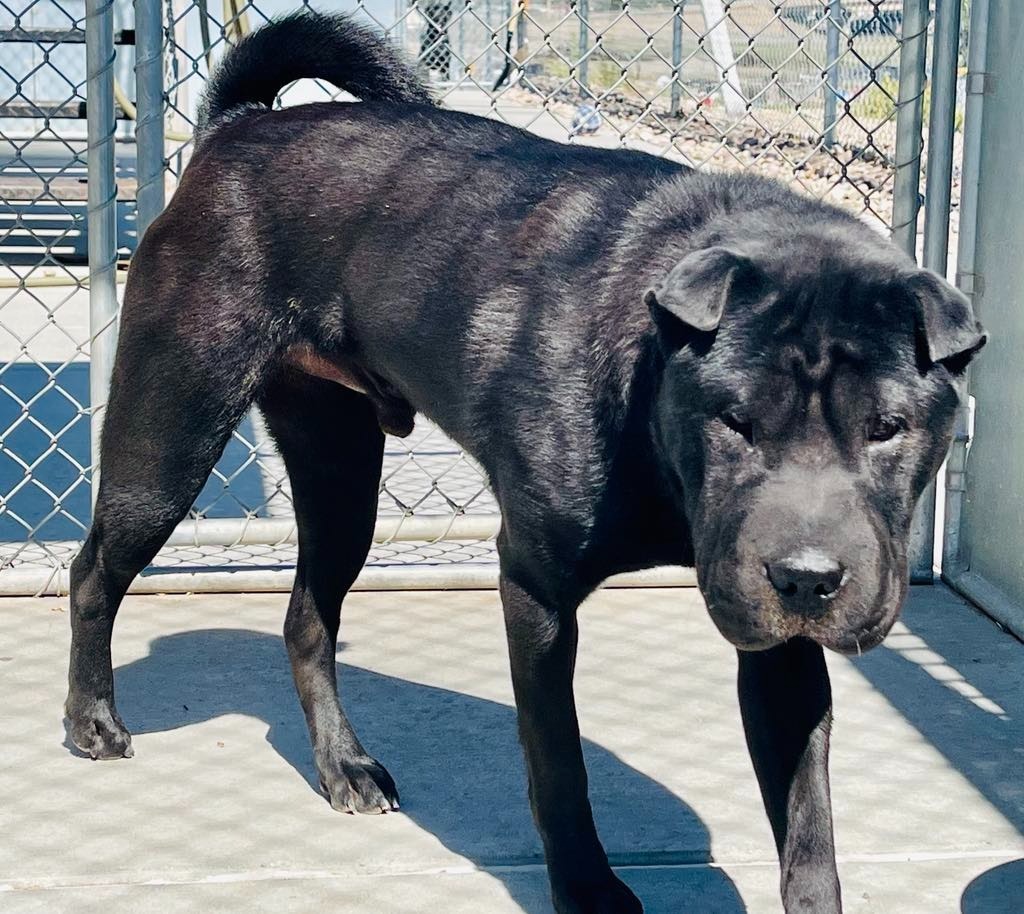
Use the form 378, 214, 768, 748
65, 12, 985, 914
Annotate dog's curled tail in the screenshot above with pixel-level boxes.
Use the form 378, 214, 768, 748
197, 11, 432, 136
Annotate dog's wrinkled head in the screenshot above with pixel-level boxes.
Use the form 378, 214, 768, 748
646, 227, 986, 654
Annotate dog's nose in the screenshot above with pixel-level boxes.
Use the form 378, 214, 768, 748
765, 551, 845, 617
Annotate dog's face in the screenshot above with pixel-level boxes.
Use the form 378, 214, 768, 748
647, 234, 986, 654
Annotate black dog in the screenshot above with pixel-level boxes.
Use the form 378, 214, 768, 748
66, 13, 985, 914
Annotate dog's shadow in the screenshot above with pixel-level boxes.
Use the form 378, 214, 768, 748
961, 859, 1024, 913
106, 628, 745, 914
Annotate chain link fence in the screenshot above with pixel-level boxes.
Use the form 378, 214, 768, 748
1, 0, 949, 593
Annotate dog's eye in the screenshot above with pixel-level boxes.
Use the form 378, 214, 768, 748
721, 412, 755, 445
866, 414, 907, 443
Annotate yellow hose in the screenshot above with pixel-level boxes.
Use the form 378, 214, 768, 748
223, 0, 252, 40
113, 80, 193, 143
112, 0, 253, 144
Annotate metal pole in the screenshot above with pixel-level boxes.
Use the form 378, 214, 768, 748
890, 0, 929, 256
457, 0, 466, 80
577, 0, 589, 94
134, 0, 165, 237
86, 0, 120, 501
670, 0, 684, 117
891, 0, 931, 579
943, 0, 990, 578
823, 0, 842, 148
923, 0, 962, 273
484, 0, 493, 83
909, 0, 963, 584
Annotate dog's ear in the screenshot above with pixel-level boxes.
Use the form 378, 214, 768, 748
644, 246, 757, 334
906, 269, 987, 373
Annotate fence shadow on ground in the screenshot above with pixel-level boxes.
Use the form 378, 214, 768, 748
850, 591, 1024, 908
94, 627, 746, 914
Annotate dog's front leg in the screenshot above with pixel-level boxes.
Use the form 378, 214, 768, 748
499, 572, 642, 914
738, 637, 842, 913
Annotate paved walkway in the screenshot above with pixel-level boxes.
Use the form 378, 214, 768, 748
1, 584, 1021, 912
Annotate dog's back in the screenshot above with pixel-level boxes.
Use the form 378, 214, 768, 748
139, 11, 684, 453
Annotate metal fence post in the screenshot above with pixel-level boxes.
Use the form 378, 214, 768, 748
577, 0, 589, 94
891, 0, 932, 581
920, 0, 962, 585
86, 0, 120, 500
484, 0, 494, 83
891, 0, 929, 256
457, 1, 465, 74
670, 0, 684, 117
922, 0, 961, 275
135, 0, 166, 237
823, 0, 842, 148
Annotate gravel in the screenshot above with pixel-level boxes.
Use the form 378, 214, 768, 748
504, 78, 963, 240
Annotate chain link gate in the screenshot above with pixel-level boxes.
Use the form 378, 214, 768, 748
1, 0, 952, 593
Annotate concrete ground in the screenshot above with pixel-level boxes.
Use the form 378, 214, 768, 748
1, 583, 1022, 913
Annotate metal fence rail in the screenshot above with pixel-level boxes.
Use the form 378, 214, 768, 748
1, 0, 953, 593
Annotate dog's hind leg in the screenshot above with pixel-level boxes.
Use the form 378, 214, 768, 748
66, 281, 274, 760
257, 369, 397, 813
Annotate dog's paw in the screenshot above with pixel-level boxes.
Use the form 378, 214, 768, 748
551, 869, 643, 914
318, 755, 399, 814
65, 697, 134, 760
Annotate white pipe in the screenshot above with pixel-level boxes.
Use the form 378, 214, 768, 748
698, 0, 746, 117
162, 514, 503, 547
943, 572, 1024, 643
942, 0, 989, 577
0, 562, 698, 596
